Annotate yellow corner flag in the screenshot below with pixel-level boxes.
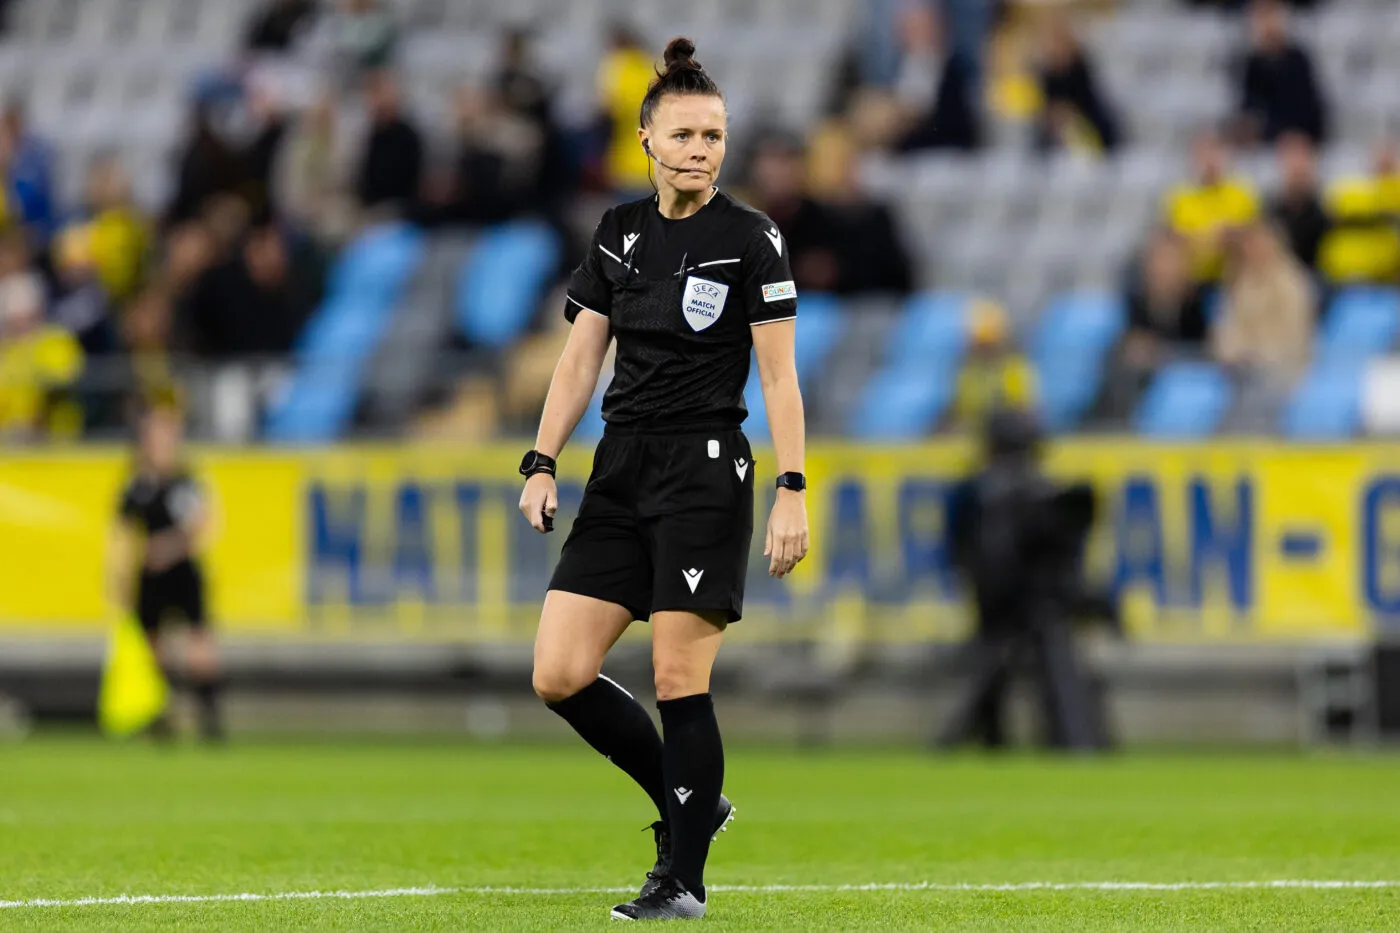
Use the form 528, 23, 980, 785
98, 616, 169, 737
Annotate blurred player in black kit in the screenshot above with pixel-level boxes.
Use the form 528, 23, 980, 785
108, 402, 222, 742
939, 409, 1114, 751
518, 38, 809, 921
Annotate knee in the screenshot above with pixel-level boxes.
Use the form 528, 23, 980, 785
653, 657, 706, 702
186, 632, 218, 674
533, 663, 595, 705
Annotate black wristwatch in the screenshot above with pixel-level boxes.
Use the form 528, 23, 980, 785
775, 472, 807, 492
519, 450, 557, 478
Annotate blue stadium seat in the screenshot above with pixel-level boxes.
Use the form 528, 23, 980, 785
455, 222, 560, 349
885, 291, 969, 367
1280, 363, 1362, 439
1318, 286, 1400, 364
790, 292, 843, 379
1133, 361, 1232, 438
846, 368, 957, 439
1031, 290, 1126, 432
266, 223, 425, 442
844, 292, 968, 439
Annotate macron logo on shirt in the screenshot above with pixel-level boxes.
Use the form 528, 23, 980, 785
623, 232, 639, 255
764, 226, 783, 256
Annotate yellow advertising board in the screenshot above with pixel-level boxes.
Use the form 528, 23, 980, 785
0, 441, 1395, 642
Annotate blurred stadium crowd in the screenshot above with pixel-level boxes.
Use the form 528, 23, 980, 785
0, 0, 1397, 443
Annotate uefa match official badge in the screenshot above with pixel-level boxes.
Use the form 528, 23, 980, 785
682, 276, 729, 332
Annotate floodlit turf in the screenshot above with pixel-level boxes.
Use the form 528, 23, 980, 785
2, 739, 1399, 930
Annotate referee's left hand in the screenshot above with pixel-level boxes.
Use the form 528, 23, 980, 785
765, 489, 809, 578
519, 473, 559, 534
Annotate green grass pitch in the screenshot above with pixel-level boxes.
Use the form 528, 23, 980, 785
3, 738, 1400, 930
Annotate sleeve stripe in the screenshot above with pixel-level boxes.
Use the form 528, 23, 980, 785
751, 315, 797, 326
696, 258, 741, 268
596, 243, 624, 264
566, 295, 606, 318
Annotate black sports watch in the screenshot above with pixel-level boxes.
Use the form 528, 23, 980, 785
519, 450, 557, 478
775, 472, 807, 492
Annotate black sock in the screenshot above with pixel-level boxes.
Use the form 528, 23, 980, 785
193, 679, 223, 739
658, 693, 723, 900
547, 676, 668, 821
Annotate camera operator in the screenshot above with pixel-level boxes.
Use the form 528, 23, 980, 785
937, 409, 1114, 751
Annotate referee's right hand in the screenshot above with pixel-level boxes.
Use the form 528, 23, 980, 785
519, 473, 559, 534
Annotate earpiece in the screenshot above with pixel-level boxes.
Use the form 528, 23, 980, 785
641, 137, 697, 176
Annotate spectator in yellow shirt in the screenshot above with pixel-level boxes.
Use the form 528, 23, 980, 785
953, 300, 1038, 431
0, 273, 83, 438
1318, 139, 1400, 284
597, 24, 656, 194
82, 156, 151, 304
1163, 131, 1260, 281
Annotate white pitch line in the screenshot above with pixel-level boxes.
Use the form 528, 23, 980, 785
0, 887, 458, 910
2, 880, 1398, 910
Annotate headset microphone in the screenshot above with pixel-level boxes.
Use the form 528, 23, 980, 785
643, 138, 701, 176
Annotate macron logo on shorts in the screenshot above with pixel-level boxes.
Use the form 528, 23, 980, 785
682, 568, 704, 593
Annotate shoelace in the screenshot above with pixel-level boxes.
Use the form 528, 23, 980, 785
636, 876, 685, 907
644, 821, 670, 882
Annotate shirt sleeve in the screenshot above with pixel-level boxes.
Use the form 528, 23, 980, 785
168, 477, 205, 527
742, 220, 798, 325
564, 211, 614, 323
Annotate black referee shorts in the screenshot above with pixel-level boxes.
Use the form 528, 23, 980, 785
550, 426, 756, 623
136, 561, 207, 634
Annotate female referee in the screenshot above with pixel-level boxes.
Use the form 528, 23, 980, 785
518, 37, 809, 921
108, 402, 222, 742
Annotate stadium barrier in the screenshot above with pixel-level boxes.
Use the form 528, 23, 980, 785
0, 441, 1394, 643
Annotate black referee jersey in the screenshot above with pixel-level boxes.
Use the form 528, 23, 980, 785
119, 471, 208, 632
550, 189, 798, 622
564, 188, 798, 430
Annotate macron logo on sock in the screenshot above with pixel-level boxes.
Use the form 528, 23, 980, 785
674, 787, 693, 805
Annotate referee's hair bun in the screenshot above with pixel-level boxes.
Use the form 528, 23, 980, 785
640, 36, 722, 126
663, 37, 702, 73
